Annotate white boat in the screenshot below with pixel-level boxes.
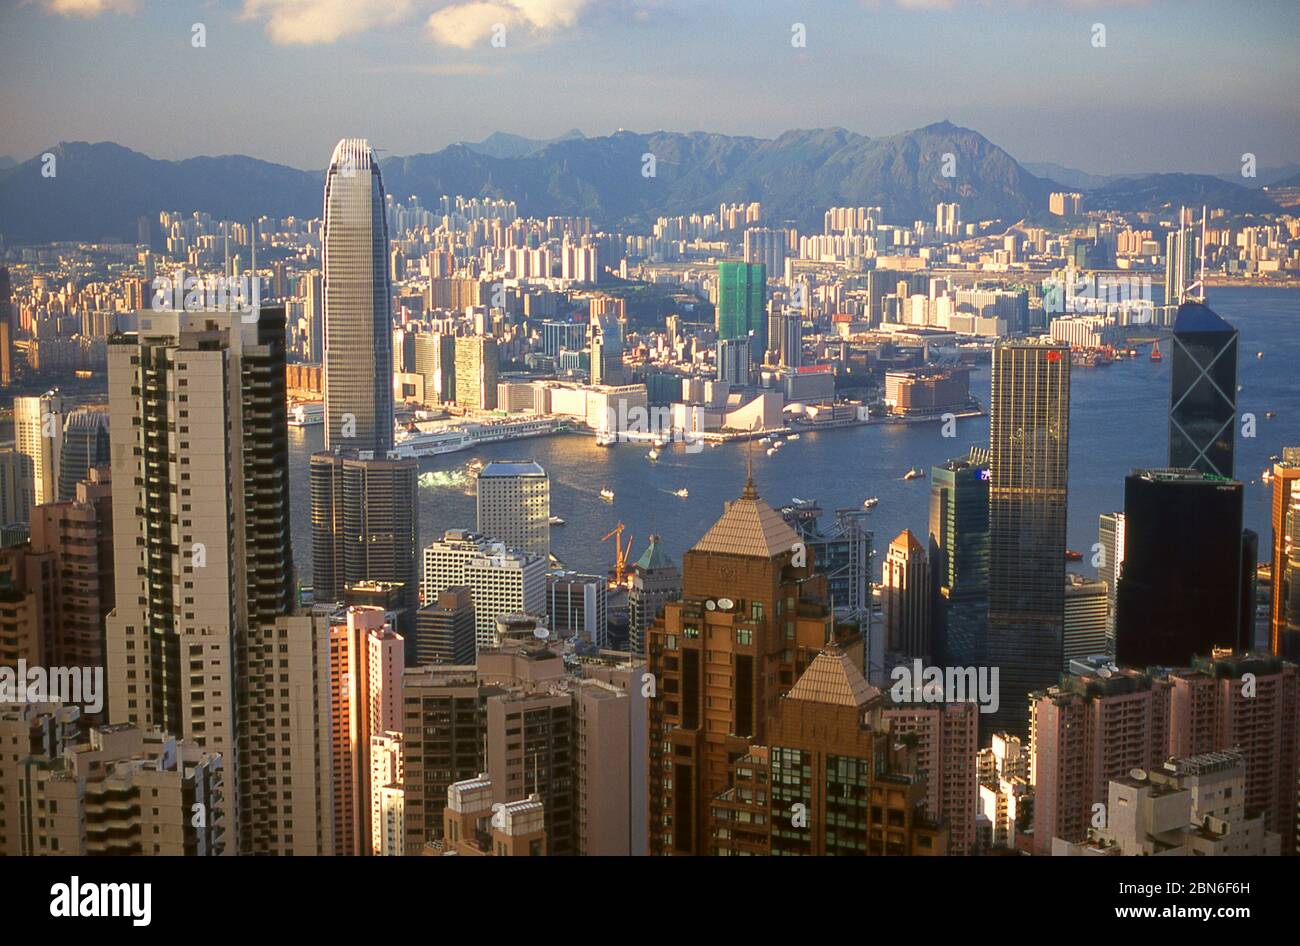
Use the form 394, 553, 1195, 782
904, 467, 925, 481
674, 488, 688, 498
548, 516, 565, 526
600, 488, 615, 502
288, 403, 324, 427
647, 448, 660, 461
767, 448, 777, 456
392, 429, 473, 458
863, 497, 879, 509
788, 433, 801, 441
760, 436, 772, 444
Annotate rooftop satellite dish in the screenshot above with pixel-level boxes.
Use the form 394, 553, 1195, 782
533, 626, 549, 639
705, 600, 717, 611
717, 597, 734, 611
1130, 768, 1147, 781
1097, 667, 1112, 678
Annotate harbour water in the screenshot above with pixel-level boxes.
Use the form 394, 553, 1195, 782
287, 286, 1300, 584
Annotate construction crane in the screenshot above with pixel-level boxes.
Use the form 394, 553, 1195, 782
601, 522, 633, 587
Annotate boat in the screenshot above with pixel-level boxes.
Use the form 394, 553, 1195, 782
600, 488, 615, 502
1065, 549, 1083, 562
788, 433, 801, 441
647, 448, 660, 461
674, 488, 689, 499
392, 428, 474, 458
1149, 340, 1162, 362
1265, 411, 1276, 420
767, 448, 777, 456
548, 516, 565, 526
863, 497, 879, 509
760, 436, 772, 444
288, 402, 324, 427
1262, 470, 1273, 484
903, 467, 925, 481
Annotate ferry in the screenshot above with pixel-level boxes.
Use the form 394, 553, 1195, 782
548, 516, 566, 526
392, 429, 474, 458
1262, 470, 1273, 484
863, 497, 879, 509
674, 488, 689, 499
600, 488, 615, 502
288, 402, 324, 427
903, 467, 925, 481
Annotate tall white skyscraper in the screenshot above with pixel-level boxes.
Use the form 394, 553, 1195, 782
323, 138, 394, 453
476, 460, 550, 559
14, 390, 68, 509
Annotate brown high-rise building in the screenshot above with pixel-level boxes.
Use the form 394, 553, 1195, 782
27, 466, 113, 676
646, 471, 840, 856
401, 665, 495, 854
709, 642, 951, 856
1271, 448, 1300, 661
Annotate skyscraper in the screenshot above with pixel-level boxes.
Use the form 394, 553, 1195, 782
883, 530, 930, 661
476, 460, 550, 560
987, 340, 1070, 736
326, 606, 404, 855
56, 410, 109, 502
105, 307, 330, 855
14, 390, 68, 510
454, 335, 499, 410
716, 261, 767, 356
311, 449, 418, 611
1270, 448, 1300, 661
1168, 301, 1237, 478
323, 138, 394, 453
646, 471, 837, 856
1116, 469, 1252, 667
929, 449, 990, 667
627, 535, 680, 658
1097, 511, 1125, 654
413, 332, 455, 404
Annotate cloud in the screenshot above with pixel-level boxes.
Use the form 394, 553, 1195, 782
41, 0, 139, 15
240, 0, 414, 45
426, 0, 591, 48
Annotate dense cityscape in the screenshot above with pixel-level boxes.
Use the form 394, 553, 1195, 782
0, 0, 1297, 925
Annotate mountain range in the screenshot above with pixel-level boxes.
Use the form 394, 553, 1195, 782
0, 122, 1281, 246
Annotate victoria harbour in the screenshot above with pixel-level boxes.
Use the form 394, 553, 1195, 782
287, 285, 1300, 588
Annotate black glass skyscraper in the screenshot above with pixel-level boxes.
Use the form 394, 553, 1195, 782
1115, 469, 1252, 667
929, 447, 989, 667
1169, 301, 1237, 478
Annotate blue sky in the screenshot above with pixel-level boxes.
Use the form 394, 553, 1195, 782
2, 0, 1298, 175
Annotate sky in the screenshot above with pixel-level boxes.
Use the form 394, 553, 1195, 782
2, 0, 1298, 176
